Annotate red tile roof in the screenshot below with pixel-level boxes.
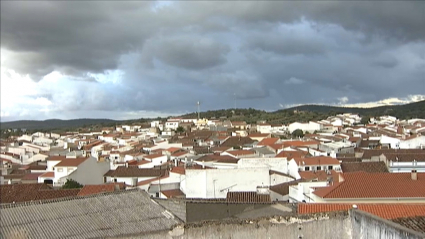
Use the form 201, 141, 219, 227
144, 154, 164, 159
54, 157, 88, 167
298, 203, 425, 219
313, 172, 425, 199
257, 138, 280, 146
275, 150, 309, 158
104, 166, 166, 178
21, 173, 44, 181
161, 189, 185, 198
77, 184, 116, 196
0, 183, 80, 204
165, 147, 181, 153
299, 170, 340, 182
225, 150, 256, 157
47, 156, 67, 161
171, 151, 189, 157
39, 171, 55, 178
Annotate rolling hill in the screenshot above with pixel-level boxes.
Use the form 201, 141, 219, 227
1, 100, 424, 132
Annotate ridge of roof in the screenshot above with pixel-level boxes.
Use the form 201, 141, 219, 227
0, 188, 141, 209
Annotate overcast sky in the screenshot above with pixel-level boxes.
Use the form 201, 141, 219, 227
1, 1, 424, 121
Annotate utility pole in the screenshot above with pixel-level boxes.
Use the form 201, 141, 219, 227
197, 101, 200, 120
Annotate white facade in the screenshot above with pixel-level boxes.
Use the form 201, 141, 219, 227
257, 124, 272, 134
388, 160, 425, 173
289, 181, 329, 203
380, 135, 400, 149
17, 135, 33, 142
399, 136, 425, 149
237, 157, 288, 174
288, 121, 322, 134
26, 153, 48, 164
33, 137, 53, 145
184, 168, 270, 199
165, 121, 180, 130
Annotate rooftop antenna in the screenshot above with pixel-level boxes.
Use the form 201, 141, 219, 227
197, 101, 200, 120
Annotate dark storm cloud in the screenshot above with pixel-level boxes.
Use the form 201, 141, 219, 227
1, 1, 425, 120
142, 36, 230, 70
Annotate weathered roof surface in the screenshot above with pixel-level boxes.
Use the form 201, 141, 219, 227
257, 138, 280, 146
341, 161, 389, 173
0, 190, 181, 239
298, 203, 425, 220
220, 136, 255, 147
270, 180, 303, 195
313, 172, 425, 199
0, 184, 81, 204
104, 166, 166, 178
161, 189, 185, 199
392, 216, 425, 233
54, 157, 88, 167
77, 184, 117, 196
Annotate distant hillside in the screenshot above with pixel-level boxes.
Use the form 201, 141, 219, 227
1, 100, 423, 133
0, 118, 119, 131
281, 100, 425, 119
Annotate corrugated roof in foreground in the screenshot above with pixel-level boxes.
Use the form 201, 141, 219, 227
0, 189, 181, 239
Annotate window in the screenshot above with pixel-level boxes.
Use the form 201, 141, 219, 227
114, 178, 117, 182
67, 167, 73, 172
316, 166, 321, 170
57, 168, 63, 172
305, 166, 310, 171
328, 166, 333, 170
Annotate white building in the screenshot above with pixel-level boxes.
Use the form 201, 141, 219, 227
184, 168, 270, 199
288, 121, 322, 134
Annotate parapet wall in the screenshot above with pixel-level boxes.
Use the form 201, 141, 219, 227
114, 209, 425, 239
350, 210, 425, 239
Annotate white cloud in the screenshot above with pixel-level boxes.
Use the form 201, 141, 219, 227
338, 97, 349, 104
342, 95, 425, 108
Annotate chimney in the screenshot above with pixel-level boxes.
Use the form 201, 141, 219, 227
411, 170, 417, 181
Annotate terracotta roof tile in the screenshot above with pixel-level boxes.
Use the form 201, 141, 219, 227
270, 180, 303, 195
0, 183, 80, 204
391, 216, 425, 233
225, 150, 256, 157
46, 155, 67, 161
313, 172, 425, 199
257, 138, 280, 146
220, 136, 255, 147
21, 173, 44, 181
104, 166, 166, 178
161, 189, 185, 199
341, 162, 389, 173
54, 157, 88, 167
39, 171, 54, 178
77, 184, 116, 196
299, 170, 340, 181
298, 203, 425, 219
275, 150, 309, 158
